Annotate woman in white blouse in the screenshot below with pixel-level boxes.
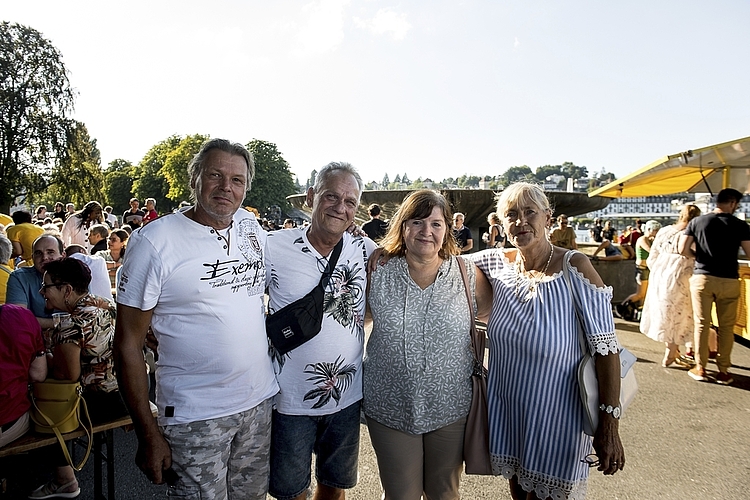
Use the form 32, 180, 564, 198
364, 190, 492, 500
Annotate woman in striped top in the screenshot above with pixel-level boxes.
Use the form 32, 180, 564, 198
473, 182, 625, 500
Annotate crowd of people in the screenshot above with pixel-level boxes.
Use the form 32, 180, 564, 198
1, 137, 748, 500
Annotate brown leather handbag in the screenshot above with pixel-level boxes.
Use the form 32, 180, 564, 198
456, 257, 493, 475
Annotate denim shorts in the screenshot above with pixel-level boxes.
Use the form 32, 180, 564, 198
268, 400, 361, 500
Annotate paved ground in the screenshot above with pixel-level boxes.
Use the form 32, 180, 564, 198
3, 319, 750, 499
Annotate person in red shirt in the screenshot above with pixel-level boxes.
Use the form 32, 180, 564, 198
142, 198, 159, 225
0, 304, 47, 448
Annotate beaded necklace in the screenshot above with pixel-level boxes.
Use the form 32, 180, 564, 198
515, 241, 554, 302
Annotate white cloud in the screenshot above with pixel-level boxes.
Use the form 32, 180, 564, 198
514, 36, 521, 49
355, 8, 411, 40
293, 0, 350, 56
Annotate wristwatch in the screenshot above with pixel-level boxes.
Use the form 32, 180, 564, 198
599, 403, 621, 419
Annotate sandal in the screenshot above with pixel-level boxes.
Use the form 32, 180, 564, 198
663, 350, 693, 368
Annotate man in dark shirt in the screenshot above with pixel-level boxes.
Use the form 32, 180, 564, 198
679, 188, 750, 385
590, 218, 603, 243
362, 204, 388, 241
452, 212, 473, 253
122, 198, 145, 229
88, 224, 109, 254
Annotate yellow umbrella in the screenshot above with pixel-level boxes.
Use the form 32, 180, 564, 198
589, 135, 750, 198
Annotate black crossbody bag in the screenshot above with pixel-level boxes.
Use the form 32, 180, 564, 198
266, 238, 343, 355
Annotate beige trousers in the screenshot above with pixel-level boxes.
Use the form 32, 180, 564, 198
689, 274, 740, 372
366, 416, 466, 500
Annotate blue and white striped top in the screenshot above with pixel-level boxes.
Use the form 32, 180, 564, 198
473, 249, 619, 500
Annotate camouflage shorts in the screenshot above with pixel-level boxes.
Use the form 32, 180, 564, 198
161, 398, 273, 499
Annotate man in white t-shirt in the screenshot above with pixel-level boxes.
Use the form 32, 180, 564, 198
65, 245, 114, 302
114, 139, 278, 499
266, 162, 376, 500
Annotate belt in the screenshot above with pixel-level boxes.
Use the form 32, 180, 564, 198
1, 416, 20, 433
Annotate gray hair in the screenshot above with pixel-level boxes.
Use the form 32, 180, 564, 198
644, 220, 661, 232
0, 234, 12, 263
313, 162, 363, 200
188, 139, 255, 202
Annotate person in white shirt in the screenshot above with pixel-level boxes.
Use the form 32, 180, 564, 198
114, 139, 278, 499
266, 162, 376, 500
103, 206, 119, 229
65, 245, 114, 302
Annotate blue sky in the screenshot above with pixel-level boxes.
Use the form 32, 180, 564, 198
5, 0, 749, 185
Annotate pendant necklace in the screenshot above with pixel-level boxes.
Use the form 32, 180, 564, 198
515, 241, 554, 302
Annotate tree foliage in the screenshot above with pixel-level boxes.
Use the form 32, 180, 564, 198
104, 168, 135, 214
307, 169, 317, 190
161, 134, 208, 203
244, 140, 296, 212
132, 135, 182, 213
44, 122, 104, 209
499, 166, 534, 187
0, 22, 76, 212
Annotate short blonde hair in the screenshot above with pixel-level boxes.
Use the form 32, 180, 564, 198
380, 190, 459, 259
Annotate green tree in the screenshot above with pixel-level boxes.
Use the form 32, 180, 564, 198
244, 139, 296, 213
0, 22, 76, 213
457, 175, 481, 188
382, 173, 390, 188
402, 173, 410, 185
161, 134, 208, 204
534, 164, 561, 181
104, 168, 135, 214
44, 121, 104, 208
132, 135, 182, 213
307, 169, 317, 190
499, 165, 533, 186
105, 158, 133, 173
560, 161, 588, 180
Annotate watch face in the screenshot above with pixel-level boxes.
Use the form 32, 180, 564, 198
613, 406, 622, 419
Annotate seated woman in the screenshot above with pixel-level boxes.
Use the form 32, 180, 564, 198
0, 304, 47, 448
591, 221, 624, 261
98, 229, 128, 289
30, 258, 128, 499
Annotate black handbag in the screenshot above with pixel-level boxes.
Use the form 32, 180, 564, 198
266, 238, 343, 355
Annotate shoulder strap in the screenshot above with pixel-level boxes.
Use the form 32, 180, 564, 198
320, 237, 344, 288
561, 250, 589, 356
456, 257, 485, 372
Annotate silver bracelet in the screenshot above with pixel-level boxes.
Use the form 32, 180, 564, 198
599, 403, 621, 419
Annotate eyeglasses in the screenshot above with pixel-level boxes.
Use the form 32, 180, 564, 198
580, 454, 600, 468
39, 282, 69, 294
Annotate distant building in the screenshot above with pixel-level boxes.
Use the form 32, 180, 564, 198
586, 193, 750, 220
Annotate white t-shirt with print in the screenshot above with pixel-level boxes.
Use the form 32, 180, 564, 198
266, 228, 376, 416
117, 209, 278, 425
